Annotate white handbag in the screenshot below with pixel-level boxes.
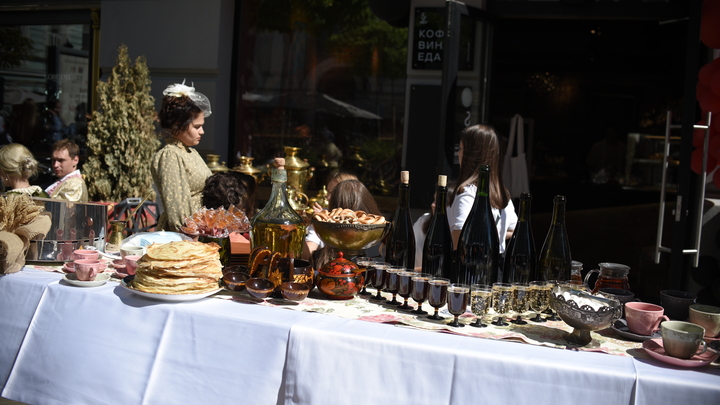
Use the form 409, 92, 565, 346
502, 114, 530, 199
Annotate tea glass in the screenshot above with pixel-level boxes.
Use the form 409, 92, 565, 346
410, 273, 432, 315
369, 262, 389, 301
447, 283, 470, 327
385, 266, 403, 305
427, 277, 449, 320
491, 282, 515, 326
355, 257, 375, 296
510, 283, 531, 325
397, 271, 416, 310
544, 280, 562, 321
529, 281, 551, 322
470, 284, 492, 327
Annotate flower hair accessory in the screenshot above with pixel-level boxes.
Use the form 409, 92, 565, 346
163, 79, 212, 117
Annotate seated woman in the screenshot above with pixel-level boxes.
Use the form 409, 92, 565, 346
0, 143, 50, 198
304, 179, 382, 269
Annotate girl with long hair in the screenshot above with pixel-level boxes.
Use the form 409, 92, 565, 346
448, 124, 517, 253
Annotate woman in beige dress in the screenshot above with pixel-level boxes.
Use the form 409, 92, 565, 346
152, 81, 213, 232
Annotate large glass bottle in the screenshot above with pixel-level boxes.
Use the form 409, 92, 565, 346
538, 195, 572, 281
385, 171, 416, 269
422, 175, 453, 278
250, 158, 306, 258
454, 165, 499, 286
502, 192, 537, 283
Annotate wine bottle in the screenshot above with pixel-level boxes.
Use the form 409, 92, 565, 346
422, 175, 453, 278
502, 192, 537, 283
250, 158, 307, 258
538, 195, 572, 281
385, 171, 416, 269
454, 165, 500, 286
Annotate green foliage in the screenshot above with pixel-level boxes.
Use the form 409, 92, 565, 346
0, 27, 34, 70
85, 44, 159, 202
328, 17, 408, 80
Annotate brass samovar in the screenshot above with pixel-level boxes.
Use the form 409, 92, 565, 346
232, 156, 264, 183
283, 146, 314, 214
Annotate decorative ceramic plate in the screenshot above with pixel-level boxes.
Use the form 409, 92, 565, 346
611, 319, 661, 341
120, 278, 221, 302
63, 273, 111, 287
642, 338, 719, 368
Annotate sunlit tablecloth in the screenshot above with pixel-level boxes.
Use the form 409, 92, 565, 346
1, 268, 719, 405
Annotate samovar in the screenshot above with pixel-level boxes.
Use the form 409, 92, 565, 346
283, 146, 314, 213
232, 156, 264, 183
206, 154, 229, 173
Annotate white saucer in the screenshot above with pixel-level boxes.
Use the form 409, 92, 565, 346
63, 273, 111, 287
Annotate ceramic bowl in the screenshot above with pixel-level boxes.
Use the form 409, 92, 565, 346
311, 218, 390, 251
280, 282, 311, 301
659, 290, 697, 320
223, 271, 251, 292
245, 278, 275, 299
550, 290, 622, 346
316, 269, 366, 300
222, 264, 250, 276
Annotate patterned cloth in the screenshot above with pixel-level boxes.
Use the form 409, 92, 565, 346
44, 170, 88, 202
7, 185, 49, 198
151, 139, 211, 232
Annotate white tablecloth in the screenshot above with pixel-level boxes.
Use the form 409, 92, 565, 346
1, 268, 719, 405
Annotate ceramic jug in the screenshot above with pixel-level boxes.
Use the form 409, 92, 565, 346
584, 262, 630, 294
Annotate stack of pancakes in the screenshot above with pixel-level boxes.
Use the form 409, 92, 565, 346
133, 240, 223, 294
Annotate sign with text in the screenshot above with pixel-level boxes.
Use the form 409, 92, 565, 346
412, 7, 475, 71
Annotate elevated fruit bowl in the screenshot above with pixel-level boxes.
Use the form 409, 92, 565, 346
311, 218, 390, 252
550, 289, 622, 346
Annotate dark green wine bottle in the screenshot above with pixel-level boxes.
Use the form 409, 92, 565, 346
538, 195, 572, 281
385, 171, 416, 269
503, 192, 537, 283
422, 175, 453, 278
454, 165, 499, 285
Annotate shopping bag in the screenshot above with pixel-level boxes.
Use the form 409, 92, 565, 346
502, 114, 530, 199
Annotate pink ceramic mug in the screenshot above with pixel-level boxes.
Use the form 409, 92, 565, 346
124, 255, 142, 276
625, 302, 669, 336
74, 259, 100, 281
74, 249, 100, 261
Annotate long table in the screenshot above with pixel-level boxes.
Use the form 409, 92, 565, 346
1, 268, 719, 405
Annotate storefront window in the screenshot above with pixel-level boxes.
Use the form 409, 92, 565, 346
0, 23, 92, 167
234, 0, 407, 195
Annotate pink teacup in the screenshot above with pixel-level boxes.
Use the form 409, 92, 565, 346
124, 255, 142, 276
74, 259, 100, 281
625, 302, 669, 336
74, 249, 100, 261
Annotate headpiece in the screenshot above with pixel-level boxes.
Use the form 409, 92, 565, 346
163, 79, 212, 117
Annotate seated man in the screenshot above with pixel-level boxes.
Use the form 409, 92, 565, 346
45, 139, 88, 202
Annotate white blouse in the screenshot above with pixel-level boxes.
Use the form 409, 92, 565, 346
447, 184, 518, 254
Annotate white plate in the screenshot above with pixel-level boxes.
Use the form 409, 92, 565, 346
63, 273, 111, 287
121, 231, 192, 249
120, 279, 222, 302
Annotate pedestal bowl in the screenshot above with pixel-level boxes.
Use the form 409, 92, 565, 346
550, 289, 622, 346
311, 218, 390, 252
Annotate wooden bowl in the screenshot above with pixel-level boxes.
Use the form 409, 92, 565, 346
280, 282, 310, 301
245, 277, 275, 299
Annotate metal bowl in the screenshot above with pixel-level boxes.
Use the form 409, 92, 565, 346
550, 290, 622, 346
311, 218, 390, 252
